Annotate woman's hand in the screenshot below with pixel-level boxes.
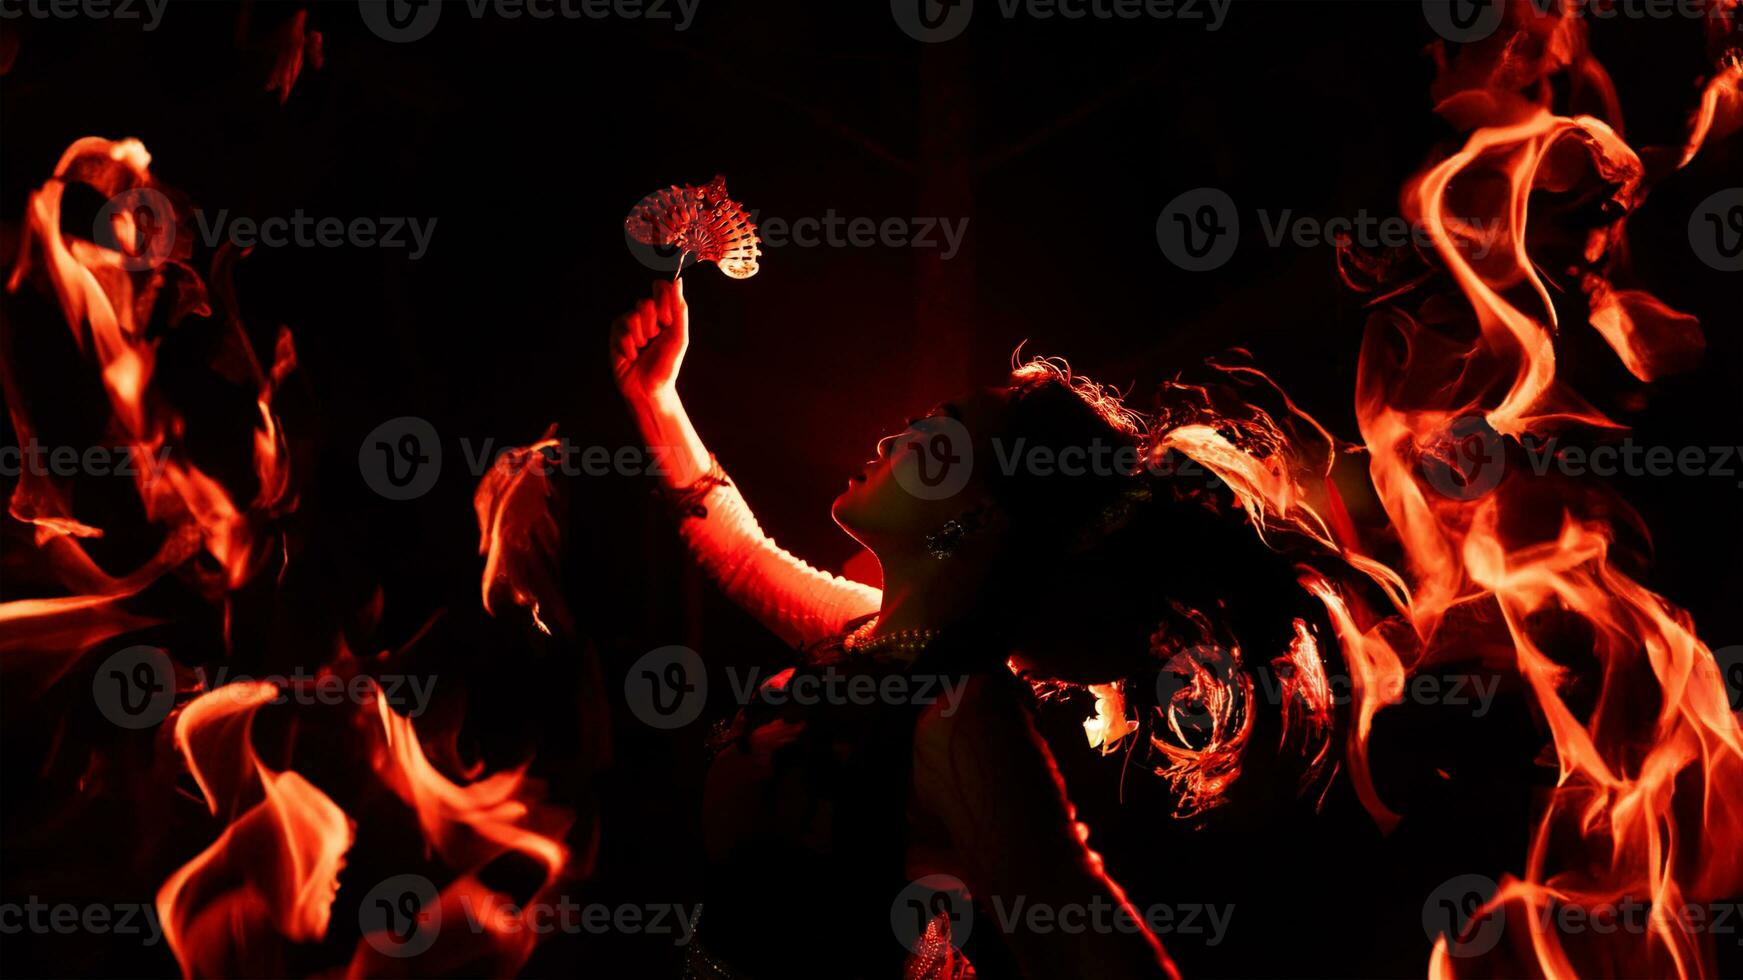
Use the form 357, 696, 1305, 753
608, 278, 709, 487
610, 278, 688, 406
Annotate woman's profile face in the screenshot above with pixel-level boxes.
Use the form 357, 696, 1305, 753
831, 388, 1008, 559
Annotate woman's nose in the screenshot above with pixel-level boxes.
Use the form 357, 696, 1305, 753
876, 433, 900, 460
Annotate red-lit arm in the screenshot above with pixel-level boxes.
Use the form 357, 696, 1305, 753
612, 281, 880, 647
912, 674, 1179, 980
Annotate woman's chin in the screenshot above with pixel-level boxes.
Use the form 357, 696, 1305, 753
830, 487, 871, 536
830, 491, 856, 526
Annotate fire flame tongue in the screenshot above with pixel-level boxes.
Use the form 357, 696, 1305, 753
1380, 11, 1743, 978
1126, 9, 1743, 976
346, 684, 572, 978
4, 137, 297, 599
155, 678, 571, 979
474, 429, 568, 637
6, 136, 575, 978
155, 683, 354, 979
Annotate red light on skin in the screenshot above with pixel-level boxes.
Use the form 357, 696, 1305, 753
842, 548, 883, 589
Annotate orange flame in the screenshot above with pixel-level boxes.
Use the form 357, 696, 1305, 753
1142, 11, 1742, 974
474, 428, 566, 636
156, 683, 354, 978
1384, 10, 1743, 976
5, 137, 297, 595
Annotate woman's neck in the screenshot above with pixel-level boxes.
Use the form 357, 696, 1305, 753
870, 553, 984, 638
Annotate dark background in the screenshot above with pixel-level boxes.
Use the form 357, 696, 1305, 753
2, 0, 1739, 976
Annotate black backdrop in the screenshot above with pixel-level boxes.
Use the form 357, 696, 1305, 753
2, 1, 1739, 976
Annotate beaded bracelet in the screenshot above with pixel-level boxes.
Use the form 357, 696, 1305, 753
662, 454, 732, 520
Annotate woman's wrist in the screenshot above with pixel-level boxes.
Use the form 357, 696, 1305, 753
629, 386, 711, 487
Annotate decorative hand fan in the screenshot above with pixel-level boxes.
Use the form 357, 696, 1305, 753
624, 175, 761, 279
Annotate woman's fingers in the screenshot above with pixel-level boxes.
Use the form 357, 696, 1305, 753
612, 280, 686, 378
669, 277, 687, 333
655, 279, 683, 327
610, 315, 638, 363
657, 279, 686, 351
634, 299, 658, 346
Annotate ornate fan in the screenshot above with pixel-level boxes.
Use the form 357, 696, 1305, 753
624, 174, 761, 279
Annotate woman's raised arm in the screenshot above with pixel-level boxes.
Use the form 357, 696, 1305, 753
610, 280, 880, 647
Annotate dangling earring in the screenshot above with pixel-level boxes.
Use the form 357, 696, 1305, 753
925, 519, 966, 559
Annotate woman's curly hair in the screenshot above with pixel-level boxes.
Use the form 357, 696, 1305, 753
955, 354, 1342, 819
